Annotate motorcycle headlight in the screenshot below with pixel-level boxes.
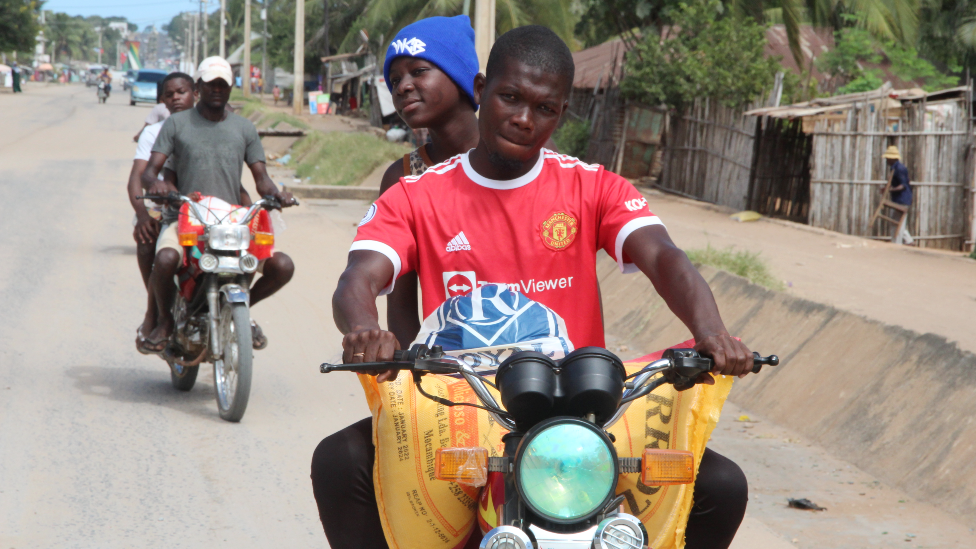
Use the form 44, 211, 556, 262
515, 418, 618, 525
199, 253, 218, 272
207, 225, 251, 251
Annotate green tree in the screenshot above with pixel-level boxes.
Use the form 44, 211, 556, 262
334, 0, 580, 56
46, 13, 88, 63
0, 0, 41, 53
818, 17, 958, 93
575, 0, 920, 71
620, 0, 780, 110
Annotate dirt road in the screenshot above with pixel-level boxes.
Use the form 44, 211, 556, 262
647, 191, 976, 354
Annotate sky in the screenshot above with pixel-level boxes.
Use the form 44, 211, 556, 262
41, 0, 202, 30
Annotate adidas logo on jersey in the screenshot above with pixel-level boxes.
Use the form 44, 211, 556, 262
445, 232, 471, 252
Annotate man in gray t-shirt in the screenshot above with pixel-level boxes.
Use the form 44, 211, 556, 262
139, 56, 297, 353
152, 107, 265, 206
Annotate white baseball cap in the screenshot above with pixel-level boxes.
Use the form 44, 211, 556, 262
195, 56, 234, 85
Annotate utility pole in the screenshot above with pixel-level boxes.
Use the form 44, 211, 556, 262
184, 15, 191, 72
293, 0, 304, 115
219, 0, 226, 57
322, 0, 329, 96
201, 0, 209, 59
95, 27, 103, 64
243, 0, 252, 97
262, 0, 268, 96
192, 11, 199, 68
474, 0, 495, 75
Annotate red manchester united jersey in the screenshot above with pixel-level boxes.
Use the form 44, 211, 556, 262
351, 149, 663, 348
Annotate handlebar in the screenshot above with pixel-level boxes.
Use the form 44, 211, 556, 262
135, 193, 299, 228
320, 345, 779, 431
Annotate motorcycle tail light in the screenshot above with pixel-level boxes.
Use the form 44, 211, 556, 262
179, 232, 198, 246
641, 449, 695, 486
434, 447, 488, 487
253, 232, 274, 246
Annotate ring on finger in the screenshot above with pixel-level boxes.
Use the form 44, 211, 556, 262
352, 352, 365, 358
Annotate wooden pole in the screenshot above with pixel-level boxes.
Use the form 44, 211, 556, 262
293, 0, 305, 115
474, 0, 495, 75
192, 11, 199, 68
243, 0, 252, 97
219, 0, 226, 58
202, 0, 209, 59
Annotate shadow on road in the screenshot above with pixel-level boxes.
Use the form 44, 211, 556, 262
65, 364, 220, 420
99, 245, 137, 256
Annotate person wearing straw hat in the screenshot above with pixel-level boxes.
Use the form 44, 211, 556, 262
883, 145, 914, 245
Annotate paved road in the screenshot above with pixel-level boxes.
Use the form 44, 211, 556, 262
0, 85, 373, 547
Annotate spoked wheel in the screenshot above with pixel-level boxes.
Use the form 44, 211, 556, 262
213, 302, 253, 422
167, 356, 199, 392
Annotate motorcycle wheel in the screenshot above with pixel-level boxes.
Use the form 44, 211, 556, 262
213, 301, 253, 422
168, 359, 199, 392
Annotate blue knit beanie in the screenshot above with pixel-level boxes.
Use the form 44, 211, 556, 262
383, 15, 480, 110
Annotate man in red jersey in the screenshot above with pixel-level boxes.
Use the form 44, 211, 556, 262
325, 26, 754, 549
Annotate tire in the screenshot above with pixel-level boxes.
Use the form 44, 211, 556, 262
130, 100, 136, 106
213, 302, 253, 422
168, 360, 199, 391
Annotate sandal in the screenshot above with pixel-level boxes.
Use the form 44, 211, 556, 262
136, 326, 152, 355
251, 320, 268, 350
142, 326, 170, 355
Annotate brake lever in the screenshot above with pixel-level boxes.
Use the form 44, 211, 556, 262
662, 349, 710, 391
662, 349, 780, 391
319, 345, 453, 374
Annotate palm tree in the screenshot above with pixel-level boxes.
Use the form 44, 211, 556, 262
752, 0, 921, 70
333, 0, 580, 55
46, 12, 85, 63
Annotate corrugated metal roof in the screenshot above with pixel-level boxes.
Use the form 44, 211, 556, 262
571, 37, 627, 90
745, 84, 969, 118
764, 25, 834, 80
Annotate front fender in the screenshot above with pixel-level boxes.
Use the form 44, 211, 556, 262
219, 284, 250, 306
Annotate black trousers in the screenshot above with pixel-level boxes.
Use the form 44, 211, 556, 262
311, 418, 747, 549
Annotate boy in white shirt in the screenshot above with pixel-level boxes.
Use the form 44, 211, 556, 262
127, 72, 195, 353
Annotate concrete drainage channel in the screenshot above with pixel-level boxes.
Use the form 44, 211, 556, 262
597, 255, 976, 530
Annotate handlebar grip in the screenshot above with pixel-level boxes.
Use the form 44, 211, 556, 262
752, 353, 780, 373
393, 350, 405, 362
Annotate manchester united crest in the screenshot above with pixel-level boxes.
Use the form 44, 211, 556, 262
540, 211, 578, 251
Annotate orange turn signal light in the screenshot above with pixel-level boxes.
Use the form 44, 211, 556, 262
253, 232, 274, 246
434, 447, 488, 486
178, 232, 198, 246
641, 449, 695, 486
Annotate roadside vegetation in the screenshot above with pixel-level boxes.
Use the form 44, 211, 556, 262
233, 95, 407, 186
552, 119, 591, 159
291, 130, 408, 186
686, 244, 785, 291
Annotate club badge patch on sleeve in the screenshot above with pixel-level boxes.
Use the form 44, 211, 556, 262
358, 203, 377, 226
540, 211, 578, 251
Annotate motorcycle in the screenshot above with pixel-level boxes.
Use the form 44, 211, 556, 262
138, 192, 295, 422
321, 345, 778, 548
97, 81, 110, 103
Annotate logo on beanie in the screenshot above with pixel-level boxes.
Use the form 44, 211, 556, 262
391, 37, 426, 56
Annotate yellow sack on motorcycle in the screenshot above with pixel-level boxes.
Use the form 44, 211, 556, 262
361, 286, 732, 549
358, 342, 732, 549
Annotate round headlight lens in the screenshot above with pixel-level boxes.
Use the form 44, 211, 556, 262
516, 421, 616, 522
199, 253, 218, 272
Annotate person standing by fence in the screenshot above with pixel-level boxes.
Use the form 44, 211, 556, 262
883, 146, 914, 245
